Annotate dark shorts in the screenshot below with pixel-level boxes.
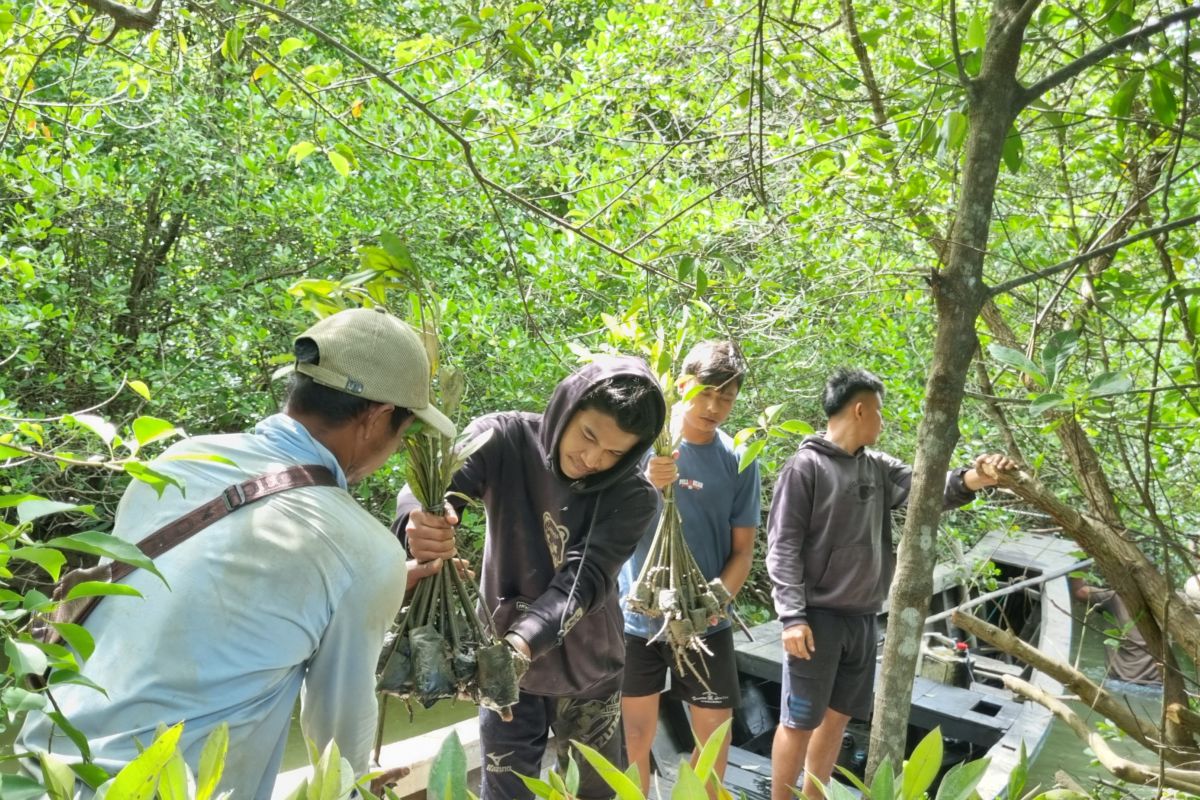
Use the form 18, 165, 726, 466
622, 627, 742, 708
780, 609, 877, 729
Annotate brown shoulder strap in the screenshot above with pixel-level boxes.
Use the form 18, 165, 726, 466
107, 464, 340, 584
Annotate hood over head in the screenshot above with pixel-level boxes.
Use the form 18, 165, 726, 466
539, 355, 666, 493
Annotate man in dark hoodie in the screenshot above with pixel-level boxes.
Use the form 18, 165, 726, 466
766, 367, 1014, 800
397, 356, 666, 800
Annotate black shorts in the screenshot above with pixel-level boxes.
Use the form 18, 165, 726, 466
780, 609, 877, 729
622, 627, 742, 708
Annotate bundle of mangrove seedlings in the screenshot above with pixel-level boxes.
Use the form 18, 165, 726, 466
375, 424, 523, 718
625, 384, 732, 690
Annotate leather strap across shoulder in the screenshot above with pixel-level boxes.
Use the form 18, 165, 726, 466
109, 464, 340, 583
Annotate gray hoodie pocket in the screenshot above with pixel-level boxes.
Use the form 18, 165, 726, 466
812, 544, 881, 608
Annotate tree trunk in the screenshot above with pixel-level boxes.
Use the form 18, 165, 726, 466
866, 0, 1030, 774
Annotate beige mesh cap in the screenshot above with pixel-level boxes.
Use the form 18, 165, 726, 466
293, 307, 456, 438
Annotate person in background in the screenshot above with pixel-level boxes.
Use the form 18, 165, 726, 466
1070, 577, 1163, 696
619, 341, 761, 794
398, 356, 666, 800
19, 307, 455, 798
766, 366, 1015, 800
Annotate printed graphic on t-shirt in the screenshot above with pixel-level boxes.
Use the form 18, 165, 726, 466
678, 478, 704, 491
543, 511, 569, 568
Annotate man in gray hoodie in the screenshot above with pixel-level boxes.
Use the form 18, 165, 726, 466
766, 367, 1014, 800
398, 356, 666, 800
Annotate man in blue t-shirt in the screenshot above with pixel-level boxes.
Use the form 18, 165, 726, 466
619, 341, 761, 793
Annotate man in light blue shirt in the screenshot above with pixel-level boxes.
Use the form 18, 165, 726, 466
19, 307, 454, 798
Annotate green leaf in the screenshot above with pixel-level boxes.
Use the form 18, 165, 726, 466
0, 442, 26, 459
380, 232, 415, 272
823, 777, 858, 800
964, 14, 986, 49
1106, 0, 1134, 35
1109, 72, 1143, 119
64, 581, 143, 602
677, 254, 695, 282
132, 416, 180, 449
835, 764, 872, 796
738, 439, 766, 473
901, 727, 943, 800
694, 262, 708, 296
933, 756, 990, 800
2, 686, 49, 714
0, 493, 43, 509
42, 752, 78, 800
123, 462, 183, 497
47, 622, 96, 661
127, 380, 151, 401
572, 740, 642, 800
513, 2, 545, 15
757, 403, 784, 427
987, 344, 1045, 385
1002, 125, 1024, 173
10, 546, 67, 580
1029, 392, 1066, 416
196, 722, 228, 800
17, 499, 96, 525
505, 34, 537, 68
68, 413, 118, 445
671, 762, 707, 799
564, 753, 580, 795
693, 719, 730, 782
1040, 329, 1079, 388
45, 531, 161, 576
108, 723, 183, 800
278, 36, 307, 57
327, 150, 351, 177
942, 110, 967, 152
451, 15, 482, 36
778, 419, 813, 435
871, 757, 895, 800
70, 762, 111, 790
156, 752, 190, 800
518, 774, 558, 798
46, 711, 92, 759
221, 26, 243, 64
428, 730, 469, 800
548, 770, 569, 796
1007, 742, 1028, 800
1150, 71, 1177, 127
732, 427, 757, 448
5, 638, 48, 676
287, 141, 316, 164
1086, 371, 1132, 397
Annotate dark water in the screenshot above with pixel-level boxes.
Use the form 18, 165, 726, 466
1023, 616, 1161, 795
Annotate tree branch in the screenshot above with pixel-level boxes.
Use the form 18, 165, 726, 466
953, 610, 1168, 759
1003, 675, 1200, 793
977, 464, 1200, 666
989, 212, 1200, 297
947, 0, 970, 88
81, 0, 164, 32
1021, 4, 1200, 106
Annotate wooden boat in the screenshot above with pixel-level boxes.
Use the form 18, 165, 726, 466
272, 530, 1079, 798
649, 530, 1081, 799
